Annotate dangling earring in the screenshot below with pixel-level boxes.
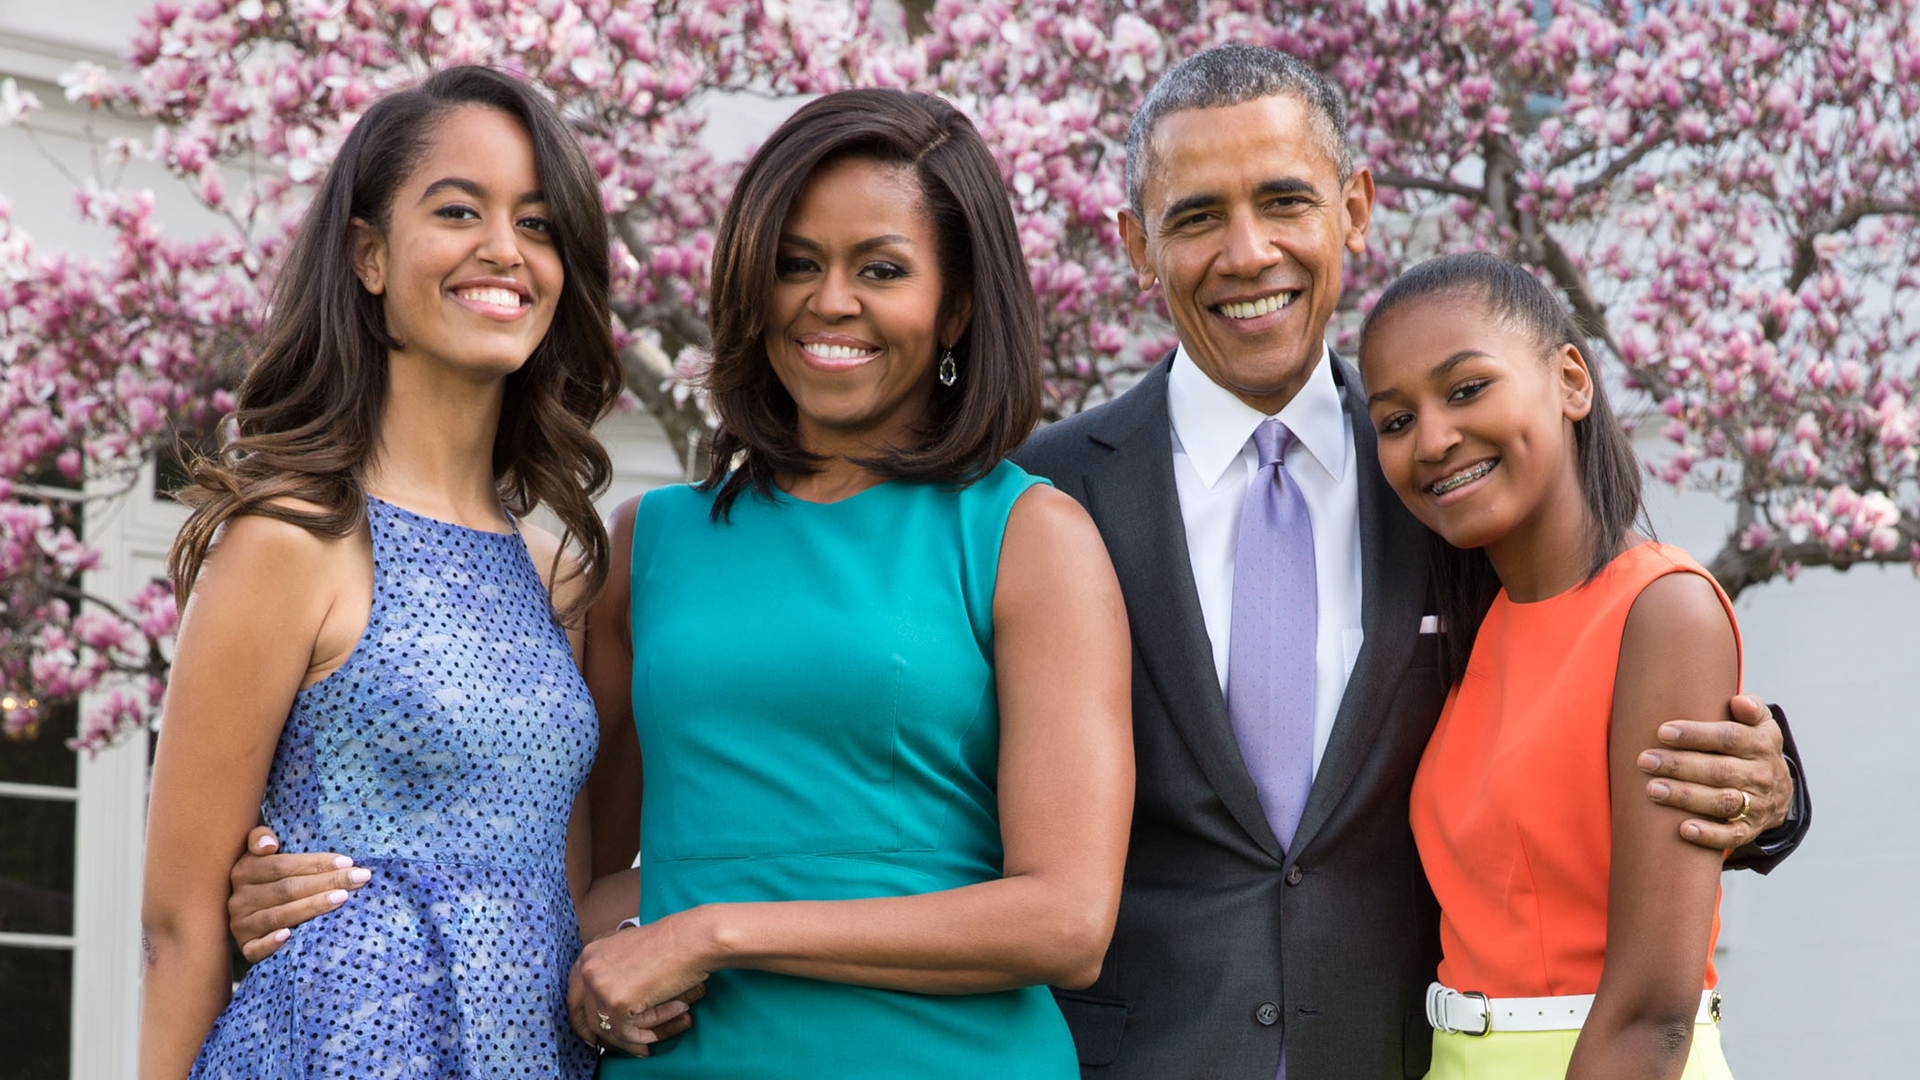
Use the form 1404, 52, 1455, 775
938, 348, 957, 388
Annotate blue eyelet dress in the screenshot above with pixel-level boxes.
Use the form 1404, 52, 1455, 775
189, 496, 600, 1079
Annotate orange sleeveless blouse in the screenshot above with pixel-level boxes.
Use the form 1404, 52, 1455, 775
1409, 542, 1740, 997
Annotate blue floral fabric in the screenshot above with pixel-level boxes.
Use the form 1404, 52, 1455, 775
190, 496, 599, 1079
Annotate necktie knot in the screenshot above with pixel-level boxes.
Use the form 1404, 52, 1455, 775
1252, 417, 1295, 469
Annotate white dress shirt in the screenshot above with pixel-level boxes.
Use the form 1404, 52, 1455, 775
1168, 344, 1365, 777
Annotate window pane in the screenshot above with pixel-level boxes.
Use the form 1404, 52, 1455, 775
0, 705, 78, 788
0, 946, 70, 1078
0, 797, 74, 936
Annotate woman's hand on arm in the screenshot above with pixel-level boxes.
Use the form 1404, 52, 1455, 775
568, 484, 1133, 1040
140, 514, 351, 1079
226, 826, 367, 962
1568, 572, 1738, 1080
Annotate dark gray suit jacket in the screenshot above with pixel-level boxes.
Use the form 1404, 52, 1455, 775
1015, 354, 1445, 1079
1013, 354, 1807, 1079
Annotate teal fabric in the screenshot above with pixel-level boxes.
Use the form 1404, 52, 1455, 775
604, 460, 1078, 1079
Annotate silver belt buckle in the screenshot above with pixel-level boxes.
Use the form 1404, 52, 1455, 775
1460, 990, 1492, 1037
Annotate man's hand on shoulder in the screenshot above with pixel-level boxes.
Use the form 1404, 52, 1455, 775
1637, 693, 1794, 852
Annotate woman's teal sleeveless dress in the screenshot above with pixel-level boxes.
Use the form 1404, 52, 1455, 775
604, 461, 1079, 1078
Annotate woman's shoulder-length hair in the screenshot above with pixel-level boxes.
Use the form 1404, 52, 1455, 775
699, 87, 1043, 520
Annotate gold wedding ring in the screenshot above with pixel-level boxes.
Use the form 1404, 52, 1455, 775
1726, 790, 1752, 825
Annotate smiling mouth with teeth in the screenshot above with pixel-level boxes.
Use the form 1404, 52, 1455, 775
1430, 459, 1496, 495
801, 343, 881, 361
1216, 292, 1299, 320
455, 286, 525, 308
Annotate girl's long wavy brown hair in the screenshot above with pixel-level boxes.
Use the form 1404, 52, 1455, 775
168, 66, 622, 624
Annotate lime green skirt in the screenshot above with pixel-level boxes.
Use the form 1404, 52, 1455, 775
1427, 1023, 1733, 1079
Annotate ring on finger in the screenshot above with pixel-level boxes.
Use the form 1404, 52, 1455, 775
598, 1011, 613, 1032
1725, 789, 1752, 825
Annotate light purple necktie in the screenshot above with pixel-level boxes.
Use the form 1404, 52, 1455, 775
1227, 418, 1317, 1080
1227, 417, 1318, 852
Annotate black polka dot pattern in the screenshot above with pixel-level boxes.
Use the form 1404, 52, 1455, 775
189, 496, 599, 1078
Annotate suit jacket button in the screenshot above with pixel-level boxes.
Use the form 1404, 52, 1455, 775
1255, 1001, 1280, 1026
1285, 865, 1304, 885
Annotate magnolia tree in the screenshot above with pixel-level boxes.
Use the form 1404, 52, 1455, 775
2, 0, 1915, 750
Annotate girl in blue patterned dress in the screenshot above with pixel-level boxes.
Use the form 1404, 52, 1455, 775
140, 68, 624, 1079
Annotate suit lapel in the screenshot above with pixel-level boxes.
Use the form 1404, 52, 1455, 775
1080, 361, 1286, 864
1290, 354, 1429, 855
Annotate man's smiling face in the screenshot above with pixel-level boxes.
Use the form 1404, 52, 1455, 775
1120, 93, 1374, 413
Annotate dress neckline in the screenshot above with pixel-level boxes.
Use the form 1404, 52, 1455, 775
367, 493, 519, 538
767, 478, 900, 508
1496, 540, 1664, 609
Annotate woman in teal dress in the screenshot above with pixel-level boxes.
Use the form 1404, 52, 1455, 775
567, 89, 1134, 1076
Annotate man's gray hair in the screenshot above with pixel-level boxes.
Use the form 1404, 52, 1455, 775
1124, 45, 1354, 219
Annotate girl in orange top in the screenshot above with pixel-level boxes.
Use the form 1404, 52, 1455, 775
1359, 253, 1739, 1079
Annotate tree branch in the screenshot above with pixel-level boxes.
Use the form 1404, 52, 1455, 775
1708, 520, 1920, 600
5, 477, 141, 504
1571, 127, 1666, 198
609, 212, 712, 355
1472, 131, 1633, 395
1783, 199, 1920, 297
612, 333, 710, 477
1534, 227, 1628, 374
1372, 171, 1484, 200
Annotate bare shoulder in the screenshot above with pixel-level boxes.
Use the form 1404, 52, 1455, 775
997, 483, 1121, 620
1622, 570, 1734, 652
189, 501, 363, 642
1614, 569, 1738, 735
518, 519, 576, 573
514, 518, 588, 609
1002, 483, 1101, 551
608, 493, 643, 547
204, 499, 356, 575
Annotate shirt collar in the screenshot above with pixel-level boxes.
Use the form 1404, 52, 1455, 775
1167, 342, 1350, 489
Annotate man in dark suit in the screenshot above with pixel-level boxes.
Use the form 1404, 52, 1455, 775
1014, 45, 1807, 1080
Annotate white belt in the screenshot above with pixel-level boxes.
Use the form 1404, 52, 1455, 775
1426, 982, 1721, 1035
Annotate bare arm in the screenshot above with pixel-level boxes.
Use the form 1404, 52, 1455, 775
569, 485, 1133, 1050
1568, 572, 1737, 1080
139, 516, 349, 1079
570, 499, 646, 943
583, 496, 643, 881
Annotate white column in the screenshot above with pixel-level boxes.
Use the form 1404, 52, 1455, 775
73, 460, 182, 1077
69, 731, 149, 1076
